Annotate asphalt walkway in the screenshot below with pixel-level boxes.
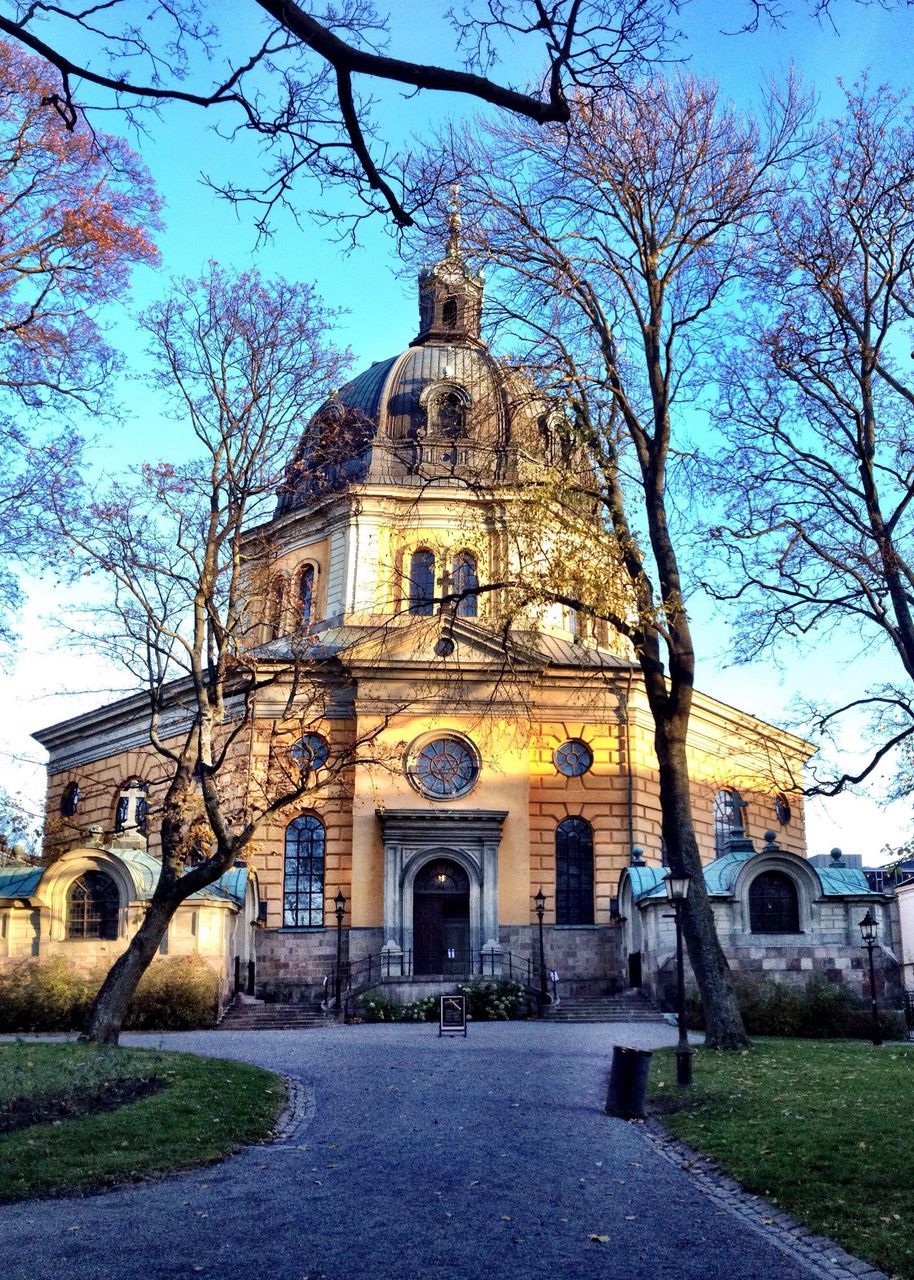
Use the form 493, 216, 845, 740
0, 1022, 888, 1280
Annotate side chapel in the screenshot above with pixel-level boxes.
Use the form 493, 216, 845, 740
2, 219, 895, 1013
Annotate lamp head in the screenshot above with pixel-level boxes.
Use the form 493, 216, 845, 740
859, 908, 878, 944
664, 873, 691, 903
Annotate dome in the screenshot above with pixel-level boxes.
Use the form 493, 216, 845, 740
276, 224, 548, 516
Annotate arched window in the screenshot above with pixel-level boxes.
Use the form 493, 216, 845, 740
269, 578, 286, 639
409, 549, 436, 615
300, 565, 315, 628
452, 551, 478, 617
442, 295, 459, 329
749, 870, 800, 934
714, 788, 743, 858
60, 782, 80, 818
435, 392, 465, 438
283, 815, 326, 927
115, 780, 148, 836
67, 872, 119, 940
555, 817, 594, 925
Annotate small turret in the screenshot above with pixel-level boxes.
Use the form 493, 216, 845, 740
413, 187, 485, 347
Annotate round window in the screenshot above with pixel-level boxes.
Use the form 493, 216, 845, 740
554, 739, 593, 777
291, 733, 330, 771
408, 735, 479, 799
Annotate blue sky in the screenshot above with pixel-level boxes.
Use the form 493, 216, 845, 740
4, 0, 914, 856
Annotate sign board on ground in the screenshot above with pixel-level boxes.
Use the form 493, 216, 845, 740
439, 994, 467, 1037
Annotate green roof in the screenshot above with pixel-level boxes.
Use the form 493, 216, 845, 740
0, 865, 43, 899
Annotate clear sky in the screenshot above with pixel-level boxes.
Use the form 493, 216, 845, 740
3, 0, 914, 859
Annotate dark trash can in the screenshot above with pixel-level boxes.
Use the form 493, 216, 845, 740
605, 1045, 653, 1120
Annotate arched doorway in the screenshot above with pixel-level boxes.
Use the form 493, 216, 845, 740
413, 858, 470, 974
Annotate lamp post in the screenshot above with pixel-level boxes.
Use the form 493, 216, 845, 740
534, 888, 548, 1012
664, 873, 693, 1087
334, 890, 346, 1013
859, 909, 883, 1047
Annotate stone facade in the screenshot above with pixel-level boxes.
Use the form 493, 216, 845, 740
620, 840, 896, 1006
26, 236, 858, 1014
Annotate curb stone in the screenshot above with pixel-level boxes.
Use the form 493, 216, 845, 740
267, 1075, 315, 1147
640, 1118, 894, 1280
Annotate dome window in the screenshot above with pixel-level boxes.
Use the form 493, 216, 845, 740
435, 391, 466, 439
452, 551, 478, 617
409, 550, 436, 615
442, 294, 459, 329
300, 564, 315, 627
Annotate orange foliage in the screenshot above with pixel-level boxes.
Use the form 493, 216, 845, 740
0, 39, 161, 403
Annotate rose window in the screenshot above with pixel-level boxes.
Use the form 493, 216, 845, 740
408, 736, 479, 799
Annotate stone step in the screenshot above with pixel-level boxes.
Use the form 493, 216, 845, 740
218, 1001, 337, 1031
544, 996, 666, 1023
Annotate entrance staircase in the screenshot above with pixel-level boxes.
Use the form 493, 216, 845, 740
218, 997, 339, 1031
543, 990, 666, 1024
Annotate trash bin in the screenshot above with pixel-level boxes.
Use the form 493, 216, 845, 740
605, 1045, 653, 1119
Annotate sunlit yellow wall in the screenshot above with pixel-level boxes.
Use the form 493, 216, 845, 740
350, 710, 531, 928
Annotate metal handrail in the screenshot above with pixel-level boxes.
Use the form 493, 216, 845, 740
322, 948, 540, 1012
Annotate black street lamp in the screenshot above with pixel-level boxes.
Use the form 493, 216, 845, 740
534, 887, 548, 1012
859, 909, 883, 1047
334, 890, 346, 1013
664, 872, 693, 1087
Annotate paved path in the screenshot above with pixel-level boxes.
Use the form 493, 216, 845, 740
0, 1023, 888, 1280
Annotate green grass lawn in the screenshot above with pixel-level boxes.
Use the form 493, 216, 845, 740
0, 1041, 286, 1201
650, 1039, 914, 1280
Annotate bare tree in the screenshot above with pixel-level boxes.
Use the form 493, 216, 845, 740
710, 82, 914, 798
435, 74, 811, 1048
0, 0, 679, 231
50, 263, 379, 1044
0, 37, 161, 647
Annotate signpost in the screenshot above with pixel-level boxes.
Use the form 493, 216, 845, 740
439, 994, 467, 1037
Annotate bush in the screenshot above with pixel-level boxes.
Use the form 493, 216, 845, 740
400, 996, 438, 1022
458, 978, 527, 1020
0, 958, 96, 1032
359, 992, 402, 1022
685, 975, 908, 1041
124, 956, 219, 1030
0, 956, 219, 1032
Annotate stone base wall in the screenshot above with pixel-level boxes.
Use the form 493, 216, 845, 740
500, 923, 624, 998
648, 943, 901, 1007
255, 926, 388, 1003
255, 926, 344, 1003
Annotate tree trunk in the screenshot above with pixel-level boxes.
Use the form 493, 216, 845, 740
80, 899, 179, 1044
655, 721, 749, 1050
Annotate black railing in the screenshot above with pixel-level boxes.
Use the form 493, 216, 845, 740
324, 949, 536, 1008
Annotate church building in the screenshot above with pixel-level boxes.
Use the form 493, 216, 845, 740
4, 222, 894, 1014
